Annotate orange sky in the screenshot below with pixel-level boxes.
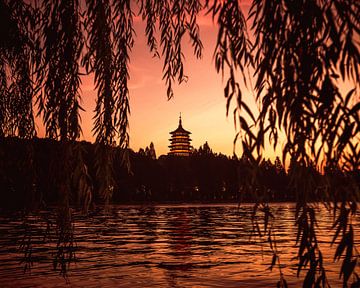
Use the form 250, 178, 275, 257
36, 1, 358, 159
33, 3, 262, 158
76, 6, 257, 157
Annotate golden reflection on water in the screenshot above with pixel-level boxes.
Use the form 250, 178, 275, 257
0, 204, 356, 287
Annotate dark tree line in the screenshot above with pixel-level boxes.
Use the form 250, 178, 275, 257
3, 138, 358, 207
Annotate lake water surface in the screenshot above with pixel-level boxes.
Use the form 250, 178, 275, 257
0, 203, 358, 287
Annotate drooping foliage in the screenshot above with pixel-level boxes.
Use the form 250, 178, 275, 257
247, 2, 359, 286
140, 0, 203, 98
0, 0, 38, 139
209, 1, 360, 286
38, 0, 83, 141
0, 0, 359, 286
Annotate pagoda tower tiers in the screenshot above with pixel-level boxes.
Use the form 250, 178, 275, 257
168, 114, 192, 156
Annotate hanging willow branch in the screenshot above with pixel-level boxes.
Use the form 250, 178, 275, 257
112, 0, 133, 149
140, 0, 203, 99
39, 0, 83, 141
207, 0, 359, 286
0, 0, 37, 139
83, 0, 115, 145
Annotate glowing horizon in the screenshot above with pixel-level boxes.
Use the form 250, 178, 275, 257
34, 2, 357, 161
36, 9, 257, 158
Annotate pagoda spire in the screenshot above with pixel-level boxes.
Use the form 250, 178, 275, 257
179, 112, 182, 126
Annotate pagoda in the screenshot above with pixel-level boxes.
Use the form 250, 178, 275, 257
168, 114, 192, 156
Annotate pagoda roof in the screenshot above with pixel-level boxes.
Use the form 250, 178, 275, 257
170, 126, 191, 134
170, 115, 191, 134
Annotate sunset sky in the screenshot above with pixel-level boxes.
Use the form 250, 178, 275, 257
76, 3, 258, 158
35, 1, 357, 159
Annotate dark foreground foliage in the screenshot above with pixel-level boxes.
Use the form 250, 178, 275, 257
1, 0, 359, 286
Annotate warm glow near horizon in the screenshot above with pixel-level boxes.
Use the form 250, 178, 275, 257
37, 8, 259, 157
35, 1, 358, 161
126, 16, 242, 157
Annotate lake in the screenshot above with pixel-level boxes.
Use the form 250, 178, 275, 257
0, 203, 356, 287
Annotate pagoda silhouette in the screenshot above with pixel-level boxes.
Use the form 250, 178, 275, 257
168, 114, 192, 156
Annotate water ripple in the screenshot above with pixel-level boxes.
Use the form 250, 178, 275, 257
0, 203, 356, 287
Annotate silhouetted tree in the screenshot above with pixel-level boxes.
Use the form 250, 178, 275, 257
145, 142, 157, 160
